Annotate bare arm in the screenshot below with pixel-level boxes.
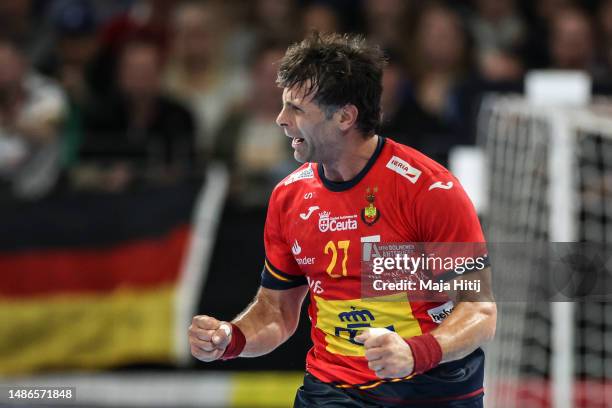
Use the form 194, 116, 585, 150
189, 285, 308, 361
358, 267, 496, 378
432, 267, 497, 363
234, 285, 309, 357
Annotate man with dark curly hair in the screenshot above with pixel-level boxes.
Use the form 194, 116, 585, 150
189, 32, 496, 408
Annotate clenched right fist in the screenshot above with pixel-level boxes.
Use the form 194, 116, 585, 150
189, 315, 232, 362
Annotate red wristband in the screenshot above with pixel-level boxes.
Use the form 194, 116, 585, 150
220, 323, 246, 360
405, 333, 443, 375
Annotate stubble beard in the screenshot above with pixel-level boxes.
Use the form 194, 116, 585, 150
294, 139, 314, 163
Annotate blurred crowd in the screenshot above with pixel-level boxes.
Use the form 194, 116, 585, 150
1, 0, 611, 207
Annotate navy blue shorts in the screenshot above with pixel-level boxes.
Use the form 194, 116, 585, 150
293, 374, 484, 407
294, 349, 485, 407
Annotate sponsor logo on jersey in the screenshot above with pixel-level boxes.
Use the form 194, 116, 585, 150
307, 277, 324, 294
361, 235, 381, 262
427, 301, 455, 324
296, 256, 316, 265
428, 181, 454, 191
291, 239, 302, 255
292, 240, 315, 264
361, 186, 381, 226
300, 206, 319, 220
318, 211, 358, 232
284, 164, 314, 185
314, 293, 422, 356
386, 156, 421, 183
335, 306, 395, 345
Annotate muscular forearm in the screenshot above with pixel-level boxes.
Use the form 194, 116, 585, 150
431, 301, 496, 363
357, 300, 496, 379
233, 286, 307, 357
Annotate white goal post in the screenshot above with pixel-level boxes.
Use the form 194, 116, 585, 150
478, 95, 612, 408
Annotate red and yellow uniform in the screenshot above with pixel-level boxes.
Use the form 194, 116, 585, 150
262, 137, 486, 401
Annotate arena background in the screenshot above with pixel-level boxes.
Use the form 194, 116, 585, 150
0, 0, 610, 407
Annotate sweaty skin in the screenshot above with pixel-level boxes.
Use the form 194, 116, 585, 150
190, 268, 495, 379
356, 268, 496, 378
189, 285, 308, 360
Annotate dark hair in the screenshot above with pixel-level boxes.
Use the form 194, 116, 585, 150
277, 31, 386, 135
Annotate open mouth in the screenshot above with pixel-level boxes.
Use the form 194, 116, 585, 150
292, 138, 305, 147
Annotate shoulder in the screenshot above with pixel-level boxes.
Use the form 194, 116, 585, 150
268, 163, 316, 206
381, 138, 452, 190
277, 163, 316, 188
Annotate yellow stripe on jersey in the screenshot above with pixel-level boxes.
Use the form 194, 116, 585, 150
313, 293, 423, 357
264, 260, 291, 282
334, 374, 414, 390
357, 381, 384, 390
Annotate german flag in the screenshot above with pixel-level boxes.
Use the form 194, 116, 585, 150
0, 182, 200, 375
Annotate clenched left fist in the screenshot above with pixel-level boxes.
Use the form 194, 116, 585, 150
355, 328, 414, 379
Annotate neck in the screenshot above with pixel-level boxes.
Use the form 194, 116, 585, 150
321, 133, 378, 182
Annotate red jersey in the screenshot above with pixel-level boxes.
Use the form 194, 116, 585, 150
261, 137, 485, 388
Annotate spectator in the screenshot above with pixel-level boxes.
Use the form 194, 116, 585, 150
469, 0, 525, 81
597, 0, 612, 76
43, 0, 101, 170
477, 49, 524, 82
470, 0, 525, 56
301, 3, 341, 36
98, 0, 175, 52
0, 0, 48, 64
363, 0, 413, 50
213, 0, 299, 71
89, 0, 133, 23
214, 41, 294, 207
212, 0, 258, 68
549, 6, 605, 80
163, 0, 249, 156
379, 50, 456, 166
89, 0, 176, 98
0, 37, 67, 199
379, 51, 415, 142
407, 4, 472, 117
400, 3, 474, 164
520, 0, 573, 69
78, 40, 197, 192
251, 0, 299, 43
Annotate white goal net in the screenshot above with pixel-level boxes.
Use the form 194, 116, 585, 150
478, 95, 612, 408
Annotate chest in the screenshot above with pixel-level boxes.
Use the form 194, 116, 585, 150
280, 185, 416, 297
